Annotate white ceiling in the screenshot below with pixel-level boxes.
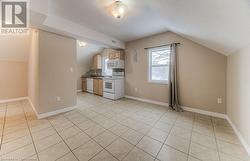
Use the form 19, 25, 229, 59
49, 0, 168, 43
33, 0, 250, 55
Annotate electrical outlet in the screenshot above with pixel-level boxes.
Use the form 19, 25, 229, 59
56, 96, 61, 101
217, 97, 222, 104
70, 67, 74, 72
135, 88, 138, 92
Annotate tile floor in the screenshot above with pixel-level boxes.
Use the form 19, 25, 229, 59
0, 92, 249, 161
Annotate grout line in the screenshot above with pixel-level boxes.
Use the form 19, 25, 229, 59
62, 99, 152, 161
47, 118, 80, 161
0, 103, 7, 150
55, 152, 74, 161
186, 113, 198, 161
2, 131, 31, 144
212, 117, 222, 161
0, 102, 39, 159
0, 142, 34, 157
21, 101, 41, 161
91, 106, 170, 161
126, 110, 168, 160
109, 103, 174, 160
30, 127, 57, 141
154, 111, 178, 161
63, 118, 120, 161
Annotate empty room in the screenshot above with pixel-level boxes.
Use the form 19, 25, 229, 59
0, 0, 250, 161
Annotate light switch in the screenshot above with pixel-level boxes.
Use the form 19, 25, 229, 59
70, 67, 74, 72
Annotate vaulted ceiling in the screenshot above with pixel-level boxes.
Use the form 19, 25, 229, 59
30, 0, 250, 55
77, 42, 105, 65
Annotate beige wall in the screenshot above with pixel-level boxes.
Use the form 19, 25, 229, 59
125, 32, 227, 113
0, 34, 30, 100
0, 35, 30, 62
227, 44, 250, 146
38, 30, 77, 114
0, 60, 28, 100
28, 29, 40, 110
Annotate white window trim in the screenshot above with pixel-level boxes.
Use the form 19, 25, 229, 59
147, 46, 170, 84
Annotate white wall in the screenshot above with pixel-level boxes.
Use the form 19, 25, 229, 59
227, 44, 250, 151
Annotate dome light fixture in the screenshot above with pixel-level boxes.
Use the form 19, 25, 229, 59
78, 41, 87, 47
110, 1, 128, 19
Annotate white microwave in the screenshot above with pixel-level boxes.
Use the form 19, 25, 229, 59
112, 68, 125, 77
107, 59, 124, 69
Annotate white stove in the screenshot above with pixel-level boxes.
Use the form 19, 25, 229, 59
103, 77, 124, 100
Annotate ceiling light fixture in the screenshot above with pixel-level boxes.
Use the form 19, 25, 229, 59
78, 41, 87, 47
110, 1, 128, 19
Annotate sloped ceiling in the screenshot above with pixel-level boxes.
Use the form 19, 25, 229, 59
77, 42, 105, 65
32, 0, 250, 55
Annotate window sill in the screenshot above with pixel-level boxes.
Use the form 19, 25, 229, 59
148, 80, 168, 85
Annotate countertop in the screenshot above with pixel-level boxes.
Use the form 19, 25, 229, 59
82, 76, 124, 80
81, 75, 104, 79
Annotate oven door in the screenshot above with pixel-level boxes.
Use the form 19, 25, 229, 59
103, 79, 115, 93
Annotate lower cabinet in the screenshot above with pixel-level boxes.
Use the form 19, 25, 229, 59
98, 79, 103, 95
82, 77, 87, 92
93, 78, 103, 96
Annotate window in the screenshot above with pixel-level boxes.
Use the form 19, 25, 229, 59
148, 46, 170, 84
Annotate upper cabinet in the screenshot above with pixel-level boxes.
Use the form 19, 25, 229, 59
102, 48, 125, 60
92, 54, 102, 69
109, 50, 124, 60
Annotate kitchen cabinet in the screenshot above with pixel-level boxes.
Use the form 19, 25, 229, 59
92, 54, 102, 69
98, 79, 103, 95
93, 79, 99, 95
102, 48, 125, 60
108, 50, 124, 60
82, 77, 87, 92
93, 78, 103, 96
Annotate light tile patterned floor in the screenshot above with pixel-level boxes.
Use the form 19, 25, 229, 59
0, 92, 249, 161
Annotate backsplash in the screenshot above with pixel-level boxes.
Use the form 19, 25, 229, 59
84, 69, 102, 77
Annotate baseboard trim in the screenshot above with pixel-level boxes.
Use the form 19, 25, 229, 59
77, 90, 82, 93
27, 98, 39, 118
182, 106, 227, 119
1, 96, 76, 119
226, 116, 250, 155
125, 95, 226, 118
37, 106, 77, 119
0, 97, 28, 104
125, 96, 169, 107
27, 98, 76, 119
